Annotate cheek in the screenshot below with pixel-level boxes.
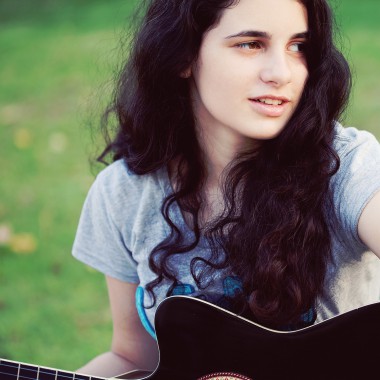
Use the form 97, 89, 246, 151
196, 59, 233, 93
193, 62, 238, 111
294, 65, 309, 97
195, 44, 248, 94
195, 59, 252, 112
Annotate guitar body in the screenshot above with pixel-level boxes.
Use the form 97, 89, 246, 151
1, 296, 379, 380
145, 296, 380, 380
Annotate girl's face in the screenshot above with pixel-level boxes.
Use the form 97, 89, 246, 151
190, 0, 309, 147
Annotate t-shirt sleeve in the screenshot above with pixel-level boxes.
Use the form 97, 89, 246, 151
72, 165, 139, 283
332, 126, 380, 247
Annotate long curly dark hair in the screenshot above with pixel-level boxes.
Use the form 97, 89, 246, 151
99, 0, 351, 328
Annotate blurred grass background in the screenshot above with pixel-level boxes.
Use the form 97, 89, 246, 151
0, 0, 379, 373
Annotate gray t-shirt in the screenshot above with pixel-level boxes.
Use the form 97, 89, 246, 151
72, 124, 380, 337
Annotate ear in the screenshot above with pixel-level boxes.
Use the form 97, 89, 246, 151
180, 68, 191, 78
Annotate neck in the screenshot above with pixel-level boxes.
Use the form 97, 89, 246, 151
192, 125, 246, 225
195, 122, 256, 188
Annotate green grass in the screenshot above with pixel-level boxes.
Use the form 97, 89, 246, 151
333, 1, 380, 137
0, 0, 379, 373
0, 0, 139, 370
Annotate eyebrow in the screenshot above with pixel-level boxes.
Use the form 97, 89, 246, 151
225, 30, 309, 40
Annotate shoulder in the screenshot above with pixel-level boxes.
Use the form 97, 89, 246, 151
89, 160, 170, 231
96, 159, 149, 192
329, 123, 380, 245
331, 123, 380, 187
332, 123, 380, 185
94, 159, 169, 204
333, 123, 380, 160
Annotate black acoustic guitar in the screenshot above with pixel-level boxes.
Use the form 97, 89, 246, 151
1, 296, 379, 380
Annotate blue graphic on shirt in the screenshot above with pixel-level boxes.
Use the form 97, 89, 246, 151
223, 276, 243, 297
300, 307, 317, 324
213, 276, 243, 310
170, 283, 195, 295
167, 276, 242, 300
166, 276, 243, 312
282, 307, 317, 331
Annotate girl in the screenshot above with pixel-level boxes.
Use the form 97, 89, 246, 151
72, 0, 380, 376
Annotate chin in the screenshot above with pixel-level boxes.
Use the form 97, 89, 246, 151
247, 126, 286, 141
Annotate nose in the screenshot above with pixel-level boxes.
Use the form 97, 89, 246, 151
259, 49, 292, 87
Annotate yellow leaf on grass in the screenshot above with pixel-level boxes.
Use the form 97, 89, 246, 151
10, 233, 37, 254
0, 224, 12, 245
14, 128, 32, 149
48, 132, 68, 153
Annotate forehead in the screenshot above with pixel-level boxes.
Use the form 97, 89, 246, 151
212, 0, 308, 36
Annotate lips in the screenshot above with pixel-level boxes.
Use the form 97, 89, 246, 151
248, 96, 290, 117
250, 95, 290, 103
255, 98, 284, 105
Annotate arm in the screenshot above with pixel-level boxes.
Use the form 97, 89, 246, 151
77, 277, 159, 377
358, 190, 380, 258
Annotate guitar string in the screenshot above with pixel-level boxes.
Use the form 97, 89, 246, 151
0, 361, 99, 380
0, 371, 78, 380
0, 370, 101, 380
0, 361, 107, 380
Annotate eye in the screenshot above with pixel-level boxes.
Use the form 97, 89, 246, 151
289, 42, 306, 53
237, 41, 263, 50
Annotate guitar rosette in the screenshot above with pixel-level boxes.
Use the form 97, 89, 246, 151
197, 372, 252, 380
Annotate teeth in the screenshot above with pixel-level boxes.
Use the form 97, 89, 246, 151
257, 98, 283, 105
